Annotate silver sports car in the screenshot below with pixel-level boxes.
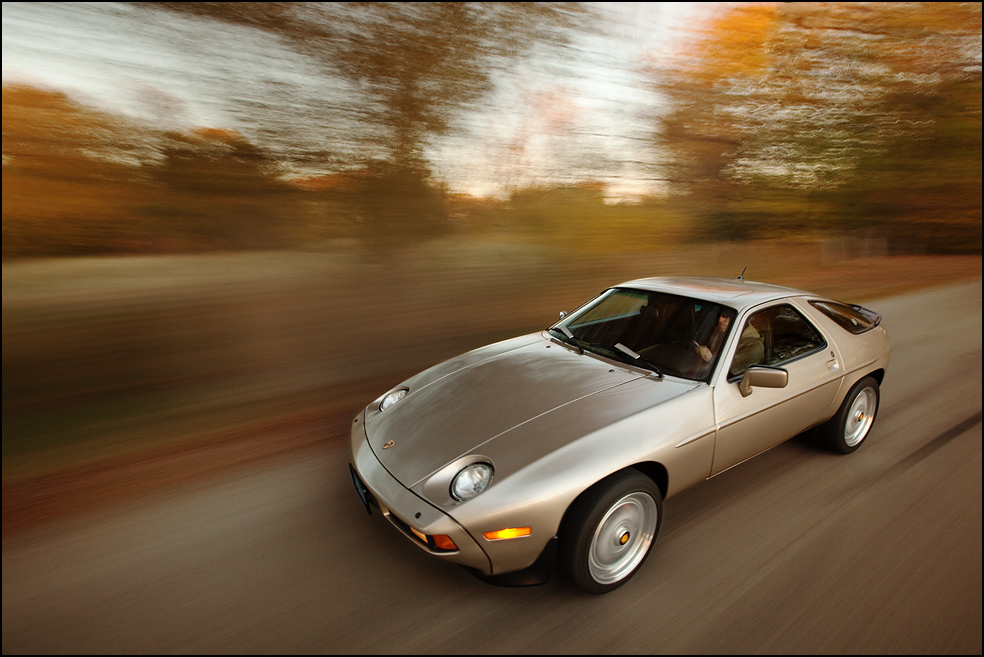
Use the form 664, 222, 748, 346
348, 275, 891, 593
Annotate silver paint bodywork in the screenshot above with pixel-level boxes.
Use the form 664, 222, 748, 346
348, 276, 892, 577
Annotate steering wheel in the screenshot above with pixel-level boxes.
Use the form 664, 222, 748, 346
671, 339, 700, 354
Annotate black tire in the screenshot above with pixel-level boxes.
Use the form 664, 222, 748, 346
560, 470, 662, 594
820, 375, 880, 454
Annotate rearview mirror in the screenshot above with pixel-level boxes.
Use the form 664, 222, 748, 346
738, 366, 788, 398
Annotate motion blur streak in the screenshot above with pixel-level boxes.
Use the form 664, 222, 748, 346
2, 3, 981, 259
2, 245, 980, 489
0, 3, 980, 651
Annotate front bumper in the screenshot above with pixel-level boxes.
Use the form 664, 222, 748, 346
349, 412, 494, 575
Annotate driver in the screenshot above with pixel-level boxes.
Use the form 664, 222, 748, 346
696, 313, 731, 364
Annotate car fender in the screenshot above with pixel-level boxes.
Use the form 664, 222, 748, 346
440, 382, 714, 574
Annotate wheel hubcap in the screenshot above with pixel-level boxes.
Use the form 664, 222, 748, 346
844, 387, 876, 447
588, 492, 658, 585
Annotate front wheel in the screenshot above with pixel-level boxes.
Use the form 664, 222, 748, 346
560, 470, 662, 594
821, 375, 880, 454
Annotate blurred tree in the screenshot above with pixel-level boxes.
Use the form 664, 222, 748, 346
645, 2, 982, 252
145, 128, 304, 250
132, 2, 590, 244
827, 3, 983, 252
351, 159, 449, 250
840, 75, 982, 253
2, 83, 314, 256
508, 181, 607, 249
2, 84, 158, 257
643, 3, 778, 240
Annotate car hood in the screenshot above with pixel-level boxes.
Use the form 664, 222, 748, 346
364, 333, 684, 487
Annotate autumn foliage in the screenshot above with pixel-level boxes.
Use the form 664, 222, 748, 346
2, 2, 981, 258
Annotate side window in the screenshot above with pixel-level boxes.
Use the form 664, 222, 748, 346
809, 300, 878, 334
729, 304, 826, 378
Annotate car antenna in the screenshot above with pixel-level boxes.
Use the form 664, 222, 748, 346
737, 266, 747, 281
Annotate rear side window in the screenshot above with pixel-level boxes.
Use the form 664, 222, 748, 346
810, 300, 879, 334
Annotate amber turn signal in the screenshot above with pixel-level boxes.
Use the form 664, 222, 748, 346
432, 534, 457, 551
483, 527, 532, 541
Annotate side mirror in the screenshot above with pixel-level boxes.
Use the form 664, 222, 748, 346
738, 366, 788, 398
559, 311, 567, 319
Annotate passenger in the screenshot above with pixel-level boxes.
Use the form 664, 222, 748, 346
728, 320, 766, 378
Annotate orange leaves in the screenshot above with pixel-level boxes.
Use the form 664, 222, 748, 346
665, 3, 781, 86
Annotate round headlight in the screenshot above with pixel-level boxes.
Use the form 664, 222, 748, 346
450, 463, 493, 501
379, 388, 407, 411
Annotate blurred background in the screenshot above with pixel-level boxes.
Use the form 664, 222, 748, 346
2, 2, 982, 492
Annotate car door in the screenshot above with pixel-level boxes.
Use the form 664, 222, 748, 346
710, 302, 843, 476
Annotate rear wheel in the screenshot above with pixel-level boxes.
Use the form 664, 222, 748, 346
821, 375, 880, 454
560, 470, 662, 594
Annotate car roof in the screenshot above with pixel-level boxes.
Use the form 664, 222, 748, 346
614, 275, 814, 311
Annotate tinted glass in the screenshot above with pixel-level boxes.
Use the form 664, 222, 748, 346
809, 300, 877, 334
555, 288, 736, 381
729, 304, 826, 378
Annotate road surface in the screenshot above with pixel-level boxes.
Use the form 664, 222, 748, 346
2, 280, 981, 654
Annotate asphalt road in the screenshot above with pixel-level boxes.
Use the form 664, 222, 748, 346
2, 280, 981, 654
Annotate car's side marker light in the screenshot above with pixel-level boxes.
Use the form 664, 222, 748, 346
483, 527, 532, 541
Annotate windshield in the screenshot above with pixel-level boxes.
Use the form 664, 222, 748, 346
551, 288, 736, 381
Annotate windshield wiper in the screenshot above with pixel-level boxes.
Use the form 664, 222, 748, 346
548, 326, 584, 354
548, 331, 663, 377
602, 342, 664, 378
